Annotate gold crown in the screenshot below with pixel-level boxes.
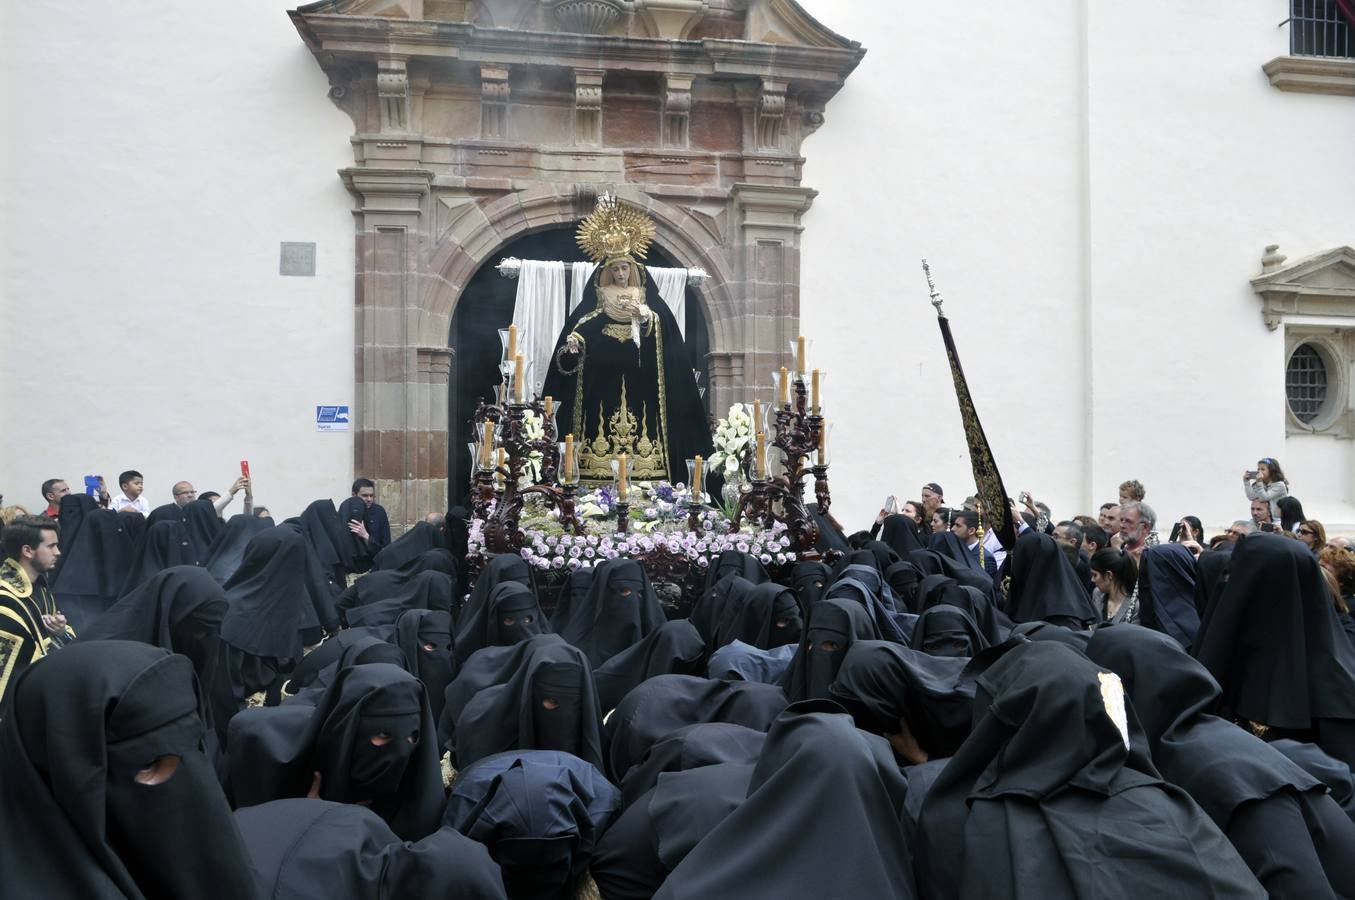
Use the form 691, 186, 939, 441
576, 195, 656, 264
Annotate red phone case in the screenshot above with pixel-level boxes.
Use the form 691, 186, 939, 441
240, 460, 250, 478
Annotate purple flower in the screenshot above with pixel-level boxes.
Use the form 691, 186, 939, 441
645, 507, 659, 519
760, 553, 772, 565
567, 558, 582, 571
551, 556, 565, 569
696, 557, 709, 567
520, 548, 533, 560
736, 541, 749, 554
584, 547, 596, 558
568, 545, 582, 558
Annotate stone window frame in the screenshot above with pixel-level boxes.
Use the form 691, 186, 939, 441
1253, 245, 1355, 438
1264, 1, 1355, 95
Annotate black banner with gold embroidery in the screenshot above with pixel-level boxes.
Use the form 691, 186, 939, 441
937, 312, 1018, 551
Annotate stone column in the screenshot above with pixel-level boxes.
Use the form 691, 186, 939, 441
342, 167, 441, 529
726, 182, 817, 407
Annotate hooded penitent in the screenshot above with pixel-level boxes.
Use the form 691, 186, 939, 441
1089, 623, 1355, 897
617, 720, 767, 807
911, 604, 989, 658
453, 581, 550, 667
603, 673, 788, 783
1193, 533, 1355, 768
1136, 543, 1202, 651
593, 618, 707, 714
780, 597, 881, 703
234, 799, 507, 900
119, 520, 196, 598
372, 521, 450, 572
651, 704, 915, 900
440, 633, 604, 772
221, 527, 322, 698
0, 641, 260, 899
445, 750, 622, 900
227, 662, 443, 841
1004, 530, 1098, 627
342, 570, 455, 630
205, 513, 274, 584
557, 557, 665, 667
392, 608, 455, 725
51, 503, 138, 632
916, 640, 1264, 899
711, 581, 803, 652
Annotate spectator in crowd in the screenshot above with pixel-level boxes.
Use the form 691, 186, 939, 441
1250, 499, 1273, 529
1278, 495, 1308, 534
1097, 502, 1120, 531
109, 470, 150, 517
174, 476, 250, 516
1331, 535, 1353, 551
1115, 500, 1155, 561
1082, 523, 1110, 556
253, 506, 271, 519
1118, 479, 1145, 505
350, 478, 392, 549
1089, 547, 1138, 624
39, 478, 69, 518
920, 482, 944, 518
1298, 520, 1328, 555
1227, 520, 1256, 543
930, 506, 953, 535
951, 509, 997, 579
1243, 457, 1288, 521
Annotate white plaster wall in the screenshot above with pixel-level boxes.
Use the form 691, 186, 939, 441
800, 0, 1355, 534
0, 2, 357, 519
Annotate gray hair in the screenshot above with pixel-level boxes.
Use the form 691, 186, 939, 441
1232, 519, 1257, 533
1121, 500, 1156, 529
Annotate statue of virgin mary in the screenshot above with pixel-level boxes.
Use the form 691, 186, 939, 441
542, 198, 712, 484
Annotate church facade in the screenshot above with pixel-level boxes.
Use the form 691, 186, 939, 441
3, 1, 1353, 532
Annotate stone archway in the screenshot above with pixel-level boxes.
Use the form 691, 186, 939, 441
293, 0, 864, 527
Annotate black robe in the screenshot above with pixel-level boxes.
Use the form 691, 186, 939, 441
119, 520, 195, 598
439, 633, 604, 771
557, 557, 666, 667
392, 608, 455, 725
1136, 543, 1202, 651
603, 673, 787, 783
452, 580, 550, 667
51, 505, 138, 632
205, 513, 274, 583
916, 640, 1264, 899
1193, 533, 1355, 767
652, 704, 915, 900
542, 265, 711, 484
617, 720, 766, 807
1089, 623, 1355, 897
1004, 530, 1099, 627
445, 750, 621, 900
0, 641, 259, 899
226, 662, 443, 840
781, 597, 882, 702
234, 799, 506, 899
593, 618, 707, 714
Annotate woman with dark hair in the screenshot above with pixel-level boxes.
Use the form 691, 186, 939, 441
1090, 547, 1138, 624
1244, 457, 1288, 521
902, 500, 927, 530
1278, 496, 1308, 534
1169, 516, 1205, 545
929, 507, 953, 535
1300, 519, 1328, 554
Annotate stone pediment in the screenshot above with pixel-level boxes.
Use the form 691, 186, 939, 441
293, 0, 860, 50
1251, 245, 1355, 330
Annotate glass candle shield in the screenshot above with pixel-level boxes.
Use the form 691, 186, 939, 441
686, 458, 706, 503
610, 456, 633, 502
789, 337, 813, 375
557, 442, 580, 486
810, 369, 826, 415
815, 422, 833, 467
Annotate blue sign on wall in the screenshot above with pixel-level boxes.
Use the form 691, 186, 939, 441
316, 405, 350, 432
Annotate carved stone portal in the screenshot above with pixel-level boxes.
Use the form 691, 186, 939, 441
290, 0, 864, 526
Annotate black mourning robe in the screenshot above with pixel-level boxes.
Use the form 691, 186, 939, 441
652, 704, 916, 900
780, 597, 882, 703
226, 662, 443, 840
1136, 543, 1202, 651
1193, 533, 1355, 768
617, 720, 766, 807
541, 264, 711, 484
119, 520, 195, 598
205, 513, 274, 584
557, 557, 666, 667
445, 750, 621, 900
51, 505, 138, 632
593, 618, 707, 714
0, 641, 259, 899
603, 673, 787, 783
234, 799, 507, 900
1004, 530, 1098, 627
1089, 623, 1355, 897
916, 641, 1264, 899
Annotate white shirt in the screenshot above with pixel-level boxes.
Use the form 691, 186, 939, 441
110, 493, 151, 516
983, 519, 1032, 570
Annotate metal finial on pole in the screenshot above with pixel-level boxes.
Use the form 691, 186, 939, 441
921, 258, 945, 316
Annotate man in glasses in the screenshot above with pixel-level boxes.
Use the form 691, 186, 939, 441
172, 476, 249, 515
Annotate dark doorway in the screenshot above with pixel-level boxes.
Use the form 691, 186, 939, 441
446, 226, 711, 501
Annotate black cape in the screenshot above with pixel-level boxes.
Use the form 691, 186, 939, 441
617, 720, 767, 807
0, 641, 259, 900
557, 557, 666, 667
234, 799, 506, 900
1136, 543, 1202, 651
653, 704, 916, 900
226, 662, 443, 840
118, 520, 195, 598
1004, 530, 1098, 627
445, 749, 621, 900
780, 597, 882, 702
452, 580, 550, 667
603, 673, 788, 783
593, 618, 707, 714
205, 513, 274, 583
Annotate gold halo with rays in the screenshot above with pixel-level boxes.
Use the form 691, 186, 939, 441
576, 196, 656, 264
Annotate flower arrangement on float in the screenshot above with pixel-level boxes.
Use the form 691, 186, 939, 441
466, 480, 797, 573
707, 403, 755, 479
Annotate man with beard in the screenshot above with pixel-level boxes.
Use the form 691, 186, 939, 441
0, 516, 74, 715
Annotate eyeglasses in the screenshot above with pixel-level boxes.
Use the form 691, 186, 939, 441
1299, 528, 1317, 537
174, 490, 197, 497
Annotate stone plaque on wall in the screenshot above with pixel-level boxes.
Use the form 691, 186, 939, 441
280, 242, 317, 276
